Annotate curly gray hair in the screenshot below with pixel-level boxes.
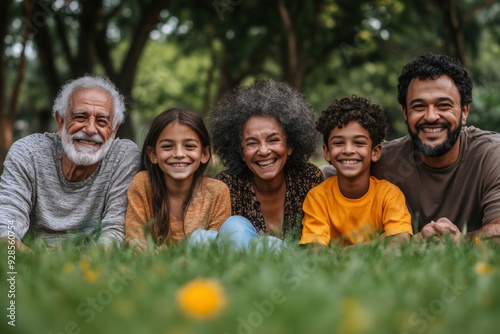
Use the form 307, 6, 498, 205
210, 80, 318, 175
52, 75, 126, 130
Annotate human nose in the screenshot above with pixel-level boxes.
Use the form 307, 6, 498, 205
84, 118, 98, 135
424, 106, 440, 123
257, 142, 271, 154
343, 142, 355, 154
173, 145, 186, 158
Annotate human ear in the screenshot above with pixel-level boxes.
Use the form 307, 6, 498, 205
371, 144, 382, 162
322, 143, 331, 163
461, 104, 470, 126
402, 107, 408, 122
55, 113, 65, 137
201, 146, 210, 164
146, 146, 158, 164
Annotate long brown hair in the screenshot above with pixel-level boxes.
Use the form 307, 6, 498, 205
141, 107, 211, 244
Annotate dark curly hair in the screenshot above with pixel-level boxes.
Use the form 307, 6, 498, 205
317, 95, 388, 148
210, 80, 318, 176
397, 53, 473, 109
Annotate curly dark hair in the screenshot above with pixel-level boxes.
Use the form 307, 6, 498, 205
210, 80, 318, 175
397, 53, 473, 108
317, 95, 388, 148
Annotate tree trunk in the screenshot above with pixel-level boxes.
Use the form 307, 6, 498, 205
30, 0, 61, 98
277, 0, 298, 88
202, 40, 217, 119
1, 0, 33, 167
439, 0, 467, 66
115, 0, 169, 141
0, 0, 11, 167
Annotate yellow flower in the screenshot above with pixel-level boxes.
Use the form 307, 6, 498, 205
79, 259, 91, 271
113, 298, 136, 317
84, 269, 100, 283
474, 262, 493, 275
338, 298, 373, 334
63, 262, 74, 273
177, 278, 226, 320
473, 236, 481, 245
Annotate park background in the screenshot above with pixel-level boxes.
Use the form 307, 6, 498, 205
1, 2, 500, 334
1, 0, 500, 173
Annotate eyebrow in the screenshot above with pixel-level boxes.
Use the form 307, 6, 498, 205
331, 134, 369, 140
409, 97, 455, 106
243, 132, 281, 142
71, 110, 111, 120
158, 138, 199, 144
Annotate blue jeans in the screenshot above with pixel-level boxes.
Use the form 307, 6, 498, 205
188, 215, 284, 252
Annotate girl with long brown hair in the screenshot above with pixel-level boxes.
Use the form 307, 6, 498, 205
125, 107, 231, 251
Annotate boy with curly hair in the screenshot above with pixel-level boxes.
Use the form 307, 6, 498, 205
299, 95, 413, 247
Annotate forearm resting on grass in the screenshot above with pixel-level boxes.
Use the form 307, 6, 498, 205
465, 218, 500, 244
299, 242, 325, 251
415, 217, 500, 244
384, 232, 411, 246
341, 232, 411, 254
0, 236, 31, 253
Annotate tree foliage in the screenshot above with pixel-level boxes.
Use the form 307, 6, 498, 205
1, 0, 500, 168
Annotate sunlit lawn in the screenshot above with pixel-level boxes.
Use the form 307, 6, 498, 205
1, 238, 499, 334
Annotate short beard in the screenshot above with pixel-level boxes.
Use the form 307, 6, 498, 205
61, 128, 114, 166
407, 119, 462, 158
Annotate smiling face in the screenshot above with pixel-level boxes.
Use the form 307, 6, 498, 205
404, 75, 469, 158
241, 116, 292, 183
147, 121, 210, 186
56, 87, 116, 167
323, 120, 381, 182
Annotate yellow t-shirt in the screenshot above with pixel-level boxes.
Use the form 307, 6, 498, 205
299, 176, 412, 246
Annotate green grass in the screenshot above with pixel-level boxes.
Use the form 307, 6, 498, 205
1, 239, 499, 334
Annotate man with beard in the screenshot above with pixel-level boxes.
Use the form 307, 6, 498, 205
0, 75, 140, 250
370, 54, 500, 243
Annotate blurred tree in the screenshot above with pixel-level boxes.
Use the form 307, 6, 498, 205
434, 0, 498, 67
28, 0, 169, 140
0, 0, 14, 165
0, 0, 34, 165
2, 0, 500, 170
382, 0, 500, 133
170, 0, 380, 117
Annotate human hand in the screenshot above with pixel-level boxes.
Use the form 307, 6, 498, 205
0, 237, 32, 253
419, 218, 464, 243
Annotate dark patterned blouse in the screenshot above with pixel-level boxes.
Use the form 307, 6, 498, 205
215, 162, 323, 240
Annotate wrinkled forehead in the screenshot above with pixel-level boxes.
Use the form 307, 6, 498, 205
69, 87, 114, 114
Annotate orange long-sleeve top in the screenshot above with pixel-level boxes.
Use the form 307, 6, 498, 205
125, 171, 231, 244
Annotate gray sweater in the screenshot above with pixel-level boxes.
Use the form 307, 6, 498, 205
0, 133, 140, 246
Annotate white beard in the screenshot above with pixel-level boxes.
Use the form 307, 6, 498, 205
61, 128, 114, 166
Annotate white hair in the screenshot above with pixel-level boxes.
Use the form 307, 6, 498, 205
52, 75, 126, 129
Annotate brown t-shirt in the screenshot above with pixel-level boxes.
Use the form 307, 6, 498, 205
371, 126, 500, 232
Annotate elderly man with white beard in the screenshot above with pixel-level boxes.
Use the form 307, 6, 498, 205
0, 75, 140, 251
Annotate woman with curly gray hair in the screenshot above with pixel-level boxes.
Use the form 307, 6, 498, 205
210, 80, 323, 249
